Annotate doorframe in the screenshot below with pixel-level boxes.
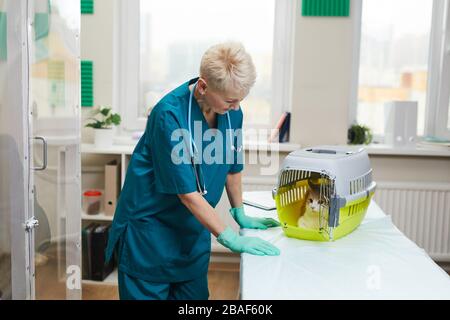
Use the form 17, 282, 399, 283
7, 0, 34, 299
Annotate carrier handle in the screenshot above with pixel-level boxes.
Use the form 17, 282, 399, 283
306, 148, 336, 154
344, 181, 377, 204
305, 148, 364, 155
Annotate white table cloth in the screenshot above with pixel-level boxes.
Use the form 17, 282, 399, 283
240, 191, 450, 300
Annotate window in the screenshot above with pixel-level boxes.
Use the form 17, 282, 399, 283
116, 0, 295, 132
354, 0, 450, 140
432, 0, 450, 139
356, 0, 433, 137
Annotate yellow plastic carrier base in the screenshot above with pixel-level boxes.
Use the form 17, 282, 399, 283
275, 179, 375, 241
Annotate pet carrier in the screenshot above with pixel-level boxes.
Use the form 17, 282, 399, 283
272, 146, 376, 241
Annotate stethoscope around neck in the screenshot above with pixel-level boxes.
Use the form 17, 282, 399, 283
188, 80, 242, 195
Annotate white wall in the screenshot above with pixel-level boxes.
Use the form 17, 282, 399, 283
290, 12, 355, 146
80, 0, 114, 144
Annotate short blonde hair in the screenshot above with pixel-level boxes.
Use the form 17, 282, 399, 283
200, 42, 256, 95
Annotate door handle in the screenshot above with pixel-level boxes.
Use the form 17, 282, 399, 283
32, 136, 47, 171
24, 216, 39, 232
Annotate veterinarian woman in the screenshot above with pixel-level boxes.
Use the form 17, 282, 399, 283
105, 42, 280, 300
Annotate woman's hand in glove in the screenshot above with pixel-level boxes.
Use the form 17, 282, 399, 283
230, 206, 280, 230
217, 227, 280, 256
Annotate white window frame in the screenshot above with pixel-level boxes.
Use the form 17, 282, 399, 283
348, 0, 362, 128
429, 0, 450, 139
350, 0, 450, 141
113, 0, 296, 133
113, 0, 140, 132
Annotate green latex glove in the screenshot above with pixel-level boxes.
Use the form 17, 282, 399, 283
230, 206, 281, 230
217, 227, 280, 256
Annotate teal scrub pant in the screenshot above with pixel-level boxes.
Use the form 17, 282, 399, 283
118, 271, 209, 300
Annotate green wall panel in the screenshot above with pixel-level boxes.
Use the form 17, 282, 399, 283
81, 60, 93, 107
0, 12, 6, 60
81, 0, 94, 14
302, 0, 350, 17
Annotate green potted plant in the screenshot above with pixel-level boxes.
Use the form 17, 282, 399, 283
85, 106, 121, 147
347, 124, 373, 145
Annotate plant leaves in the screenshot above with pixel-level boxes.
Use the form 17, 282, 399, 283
100, 107, 111, 117
85, 106, 121, 129
111, 114, 121, 125
348, 124, 372, 145
85, 120, 104, 129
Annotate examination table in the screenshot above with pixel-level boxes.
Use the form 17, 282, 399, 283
240, 191, 450, 300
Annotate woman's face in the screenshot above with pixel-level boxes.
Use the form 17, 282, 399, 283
198, 79, 246, 114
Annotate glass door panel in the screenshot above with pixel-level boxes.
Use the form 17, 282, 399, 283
30, 0, 81, 300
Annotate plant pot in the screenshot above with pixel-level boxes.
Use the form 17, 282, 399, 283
94, 128, 114, 148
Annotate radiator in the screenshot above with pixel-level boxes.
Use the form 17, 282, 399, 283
374, 182, 450, 261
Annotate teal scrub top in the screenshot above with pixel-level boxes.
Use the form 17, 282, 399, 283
105, 78, 243, 283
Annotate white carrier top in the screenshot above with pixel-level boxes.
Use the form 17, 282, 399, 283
280, 145, 374, 198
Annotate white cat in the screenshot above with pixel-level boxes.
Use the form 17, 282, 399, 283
297, 182, 325, 230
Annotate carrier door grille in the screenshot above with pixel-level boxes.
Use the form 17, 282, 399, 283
278, 169, 337, 235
